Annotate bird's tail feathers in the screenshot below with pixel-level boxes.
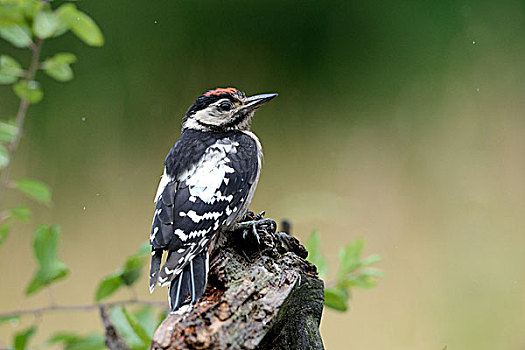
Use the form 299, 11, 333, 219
167, 250, 209, 311
149, 249, 163, 293
158, 250, 184, 287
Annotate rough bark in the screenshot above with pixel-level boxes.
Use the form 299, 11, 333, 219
151, 216, 325, 350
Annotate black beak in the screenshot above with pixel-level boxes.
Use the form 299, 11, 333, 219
243, 93, 278, 111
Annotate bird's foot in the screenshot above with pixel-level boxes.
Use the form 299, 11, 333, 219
242, 222, 260, 245
234, 213, 276, 250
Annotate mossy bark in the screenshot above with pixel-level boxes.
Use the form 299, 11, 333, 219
150, 218, 324, 350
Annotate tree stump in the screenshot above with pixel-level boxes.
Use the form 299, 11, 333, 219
150, 216, 325, 350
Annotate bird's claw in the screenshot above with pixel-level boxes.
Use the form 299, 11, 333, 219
239, 222, 261, 246
234, 218, 275, 232
235, 217, 276, 248
252, 223, 260, 245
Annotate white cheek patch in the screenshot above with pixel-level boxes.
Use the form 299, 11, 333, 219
191, 106, 230, 126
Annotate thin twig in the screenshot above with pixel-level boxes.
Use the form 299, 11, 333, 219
47, 286, 57, 306
0, 299, 166, 319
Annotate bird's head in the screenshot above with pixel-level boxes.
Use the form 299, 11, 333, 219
182, 87, 277, 132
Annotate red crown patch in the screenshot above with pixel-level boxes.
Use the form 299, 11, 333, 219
204, 87, 238, 97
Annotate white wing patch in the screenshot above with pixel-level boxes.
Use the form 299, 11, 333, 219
215, 191, 234, 202
174, 229, 188, 241
179, 210, 223, 223
188, 228, 211, 239
179, 138, 239, 204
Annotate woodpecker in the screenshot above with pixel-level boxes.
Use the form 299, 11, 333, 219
149, 87, 277, 311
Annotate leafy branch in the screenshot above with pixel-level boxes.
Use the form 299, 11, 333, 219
0, 241, 162, 320
0, 0, 103, 248
0, 0, 104, 281
1, 302, 166, 350
0, 2, 162, 350
0, 37, 42, 199
0, 236, 165, 350
305, 231, 383, 311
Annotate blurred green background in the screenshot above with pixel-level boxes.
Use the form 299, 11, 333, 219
1, 0, 525, 349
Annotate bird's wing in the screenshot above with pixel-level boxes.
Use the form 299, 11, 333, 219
149, 134, 258, 292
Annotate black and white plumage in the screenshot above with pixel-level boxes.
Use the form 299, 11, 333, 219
149, 87, 277, 311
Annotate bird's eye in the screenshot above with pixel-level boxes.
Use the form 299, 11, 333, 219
218, 102, 232, 111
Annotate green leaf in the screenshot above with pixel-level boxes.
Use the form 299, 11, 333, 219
48, 332, 81, 344
44, 52, 77, 65
110, 307, 146, 349
361, 254, 382, 266
44, 63, 73, 82
48, 332, 105, 350
0, 222, 10, 246
57, 4, 104, 47
53, 21, 70, 38
324, 288, 348, 312
14, 326, 36, 350
0, 144, 9, 169
22, 1, 44, 20
0, 314, 19, 325
0, 24, 32, 48
346, 238, 364, 259
0, 5, 25, 26
344, 275, 377, 289
43, 53, 77, 82
0, 55, 22, 75
133, 307, 158, 338
33, 10, 59, 39
26, 225, 69, 295
338, 238, 364, 277
358, 268, 384, 278
13, 80, 43, 104
0, 55, 23, 84
10, 206, 31, 221
342, 269, 383, 289
121, 243, 150, 286
123, 308, 151, 346
14, 178, 51, 203
96, 243, 150, 300
95, 271, 124, 302
305, 230, 328, 277
0, 72, 18, 84
0, 120, 19, 142
121, 254, 147, 286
